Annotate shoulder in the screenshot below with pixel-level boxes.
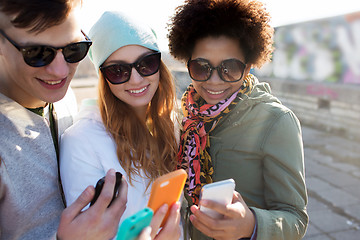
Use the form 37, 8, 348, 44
62, 107, 107, 142
54, 87, 78, 135
246, 80, 298, 121
215, 84, 300, 139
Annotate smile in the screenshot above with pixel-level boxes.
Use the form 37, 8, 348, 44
129, 86, 148, 94
41, 79, 63, 85
207, 89, 225, 95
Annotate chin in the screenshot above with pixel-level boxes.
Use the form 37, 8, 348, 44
42, 91, 68, 104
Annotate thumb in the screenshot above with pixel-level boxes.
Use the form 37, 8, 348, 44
232, 191, 244, 204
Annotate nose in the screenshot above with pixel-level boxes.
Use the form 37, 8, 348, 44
207, 68, 223, 84
44, 50, 70, 78
128, 67, 144, 84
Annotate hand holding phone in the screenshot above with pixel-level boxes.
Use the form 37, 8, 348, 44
199, 179, 235, 219
90, 172, 123, 207
116, 207, 153, 240
147, 169, 187, 227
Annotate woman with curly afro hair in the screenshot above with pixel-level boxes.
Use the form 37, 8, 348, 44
168, 0, 308, 239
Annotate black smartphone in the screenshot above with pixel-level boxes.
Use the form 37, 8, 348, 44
90, 172, 123, 207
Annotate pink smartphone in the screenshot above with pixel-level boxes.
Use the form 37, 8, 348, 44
199, 179, 235, 219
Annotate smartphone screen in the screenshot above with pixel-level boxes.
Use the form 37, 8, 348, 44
90, 172, 123, 207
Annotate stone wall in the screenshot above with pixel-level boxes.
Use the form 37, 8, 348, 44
171, 70, 360, 141
260, 78, 360, 141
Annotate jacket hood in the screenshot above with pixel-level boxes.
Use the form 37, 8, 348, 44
238, 81, 281, 110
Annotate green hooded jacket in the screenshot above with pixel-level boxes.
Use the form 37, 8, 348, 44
184, 81, 308, 240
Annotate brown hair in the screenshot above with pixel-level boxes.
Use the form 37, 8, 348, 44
98, 61, 178, 185
168, 0, 274, 68
0, 0, 81, 33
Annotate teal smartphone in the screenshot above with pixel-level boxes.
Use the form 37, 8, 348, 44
116, 207, 154, 240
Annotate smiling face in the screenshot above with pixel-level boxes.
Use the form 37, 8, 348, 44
190, 36, 252, 105
102, 45, 160, 118
0, 8, 83, 108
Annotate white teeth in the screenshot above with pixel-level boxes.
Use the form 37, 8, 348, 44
129, 86, 147, 94
43, 80, 62, 85
207, 89, 225, 95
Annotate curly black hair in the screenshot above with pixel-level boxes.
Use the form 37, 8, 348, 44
168, 0, 274, 68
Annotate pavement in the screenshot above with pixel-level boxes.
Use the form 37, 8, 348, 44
302, 127, 360, 239
71, 77, 360, 240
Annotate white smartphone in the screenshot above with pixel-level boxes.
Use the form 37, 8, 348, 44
199, 179, 236, 219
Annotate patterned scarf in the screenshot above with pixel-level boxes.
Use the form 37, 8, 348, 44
177, 74, 255, 205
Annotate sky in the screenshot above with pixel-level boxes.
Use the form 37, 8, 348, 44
79, 0, 360, 51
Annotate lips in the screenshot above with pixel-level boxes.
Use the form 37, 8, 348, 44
207, 89, 225, 95
128, 85, 148, 94
41, 79, 63, 85
126, 85, 150, 96
37, 77, 67, 89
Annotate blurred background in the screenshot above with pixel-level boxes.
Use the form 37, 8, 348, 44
75, 0, 360, 141
72, 1, 360, 239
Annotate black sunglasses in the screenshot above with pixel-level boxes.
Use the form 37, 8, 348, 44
100, 52, 161, 85
0, 29, 92, 67
187, 58, 247, 82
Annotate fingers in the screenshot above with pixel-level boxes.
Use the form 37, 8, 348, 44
199, 191, 245, 219
199, 199, 229, 217
109, 174, 128, 216
162, 202, 181, 229
189, 206, 224, 239
58, 170, 129, 240
62, 185, 95, 222
190, 192, 256, 240
190, 205, 222, 230
91, 169, 117, 211
150, 204, 168, 238
138, 226, 152, 240
154, 202, 181, 240
232, 191, 243, 203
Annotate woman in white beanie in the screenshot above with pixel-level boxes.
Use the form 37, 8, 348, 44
60, 11, 181, 239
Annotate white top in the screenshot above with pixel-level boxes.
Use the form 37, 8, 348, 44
60, 99, 152, 224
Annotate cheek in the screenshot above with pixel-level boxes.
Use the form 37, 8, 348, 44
191, 81, 203, 94
108, 84, 123, 99
68, 63, 79, 75
151, 72, 160, 87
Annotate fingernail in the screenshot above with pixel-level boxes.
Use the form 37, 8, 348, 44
143, 226, 152, 234
160, 204, 168, 213
108, 168, 115, 175
143, 226, 151, 233
200, 200, 208, 206
174, 202, 181, 210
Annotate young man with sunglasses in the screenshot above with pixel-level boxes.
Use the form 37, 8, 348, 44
0, 1, 129, 239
